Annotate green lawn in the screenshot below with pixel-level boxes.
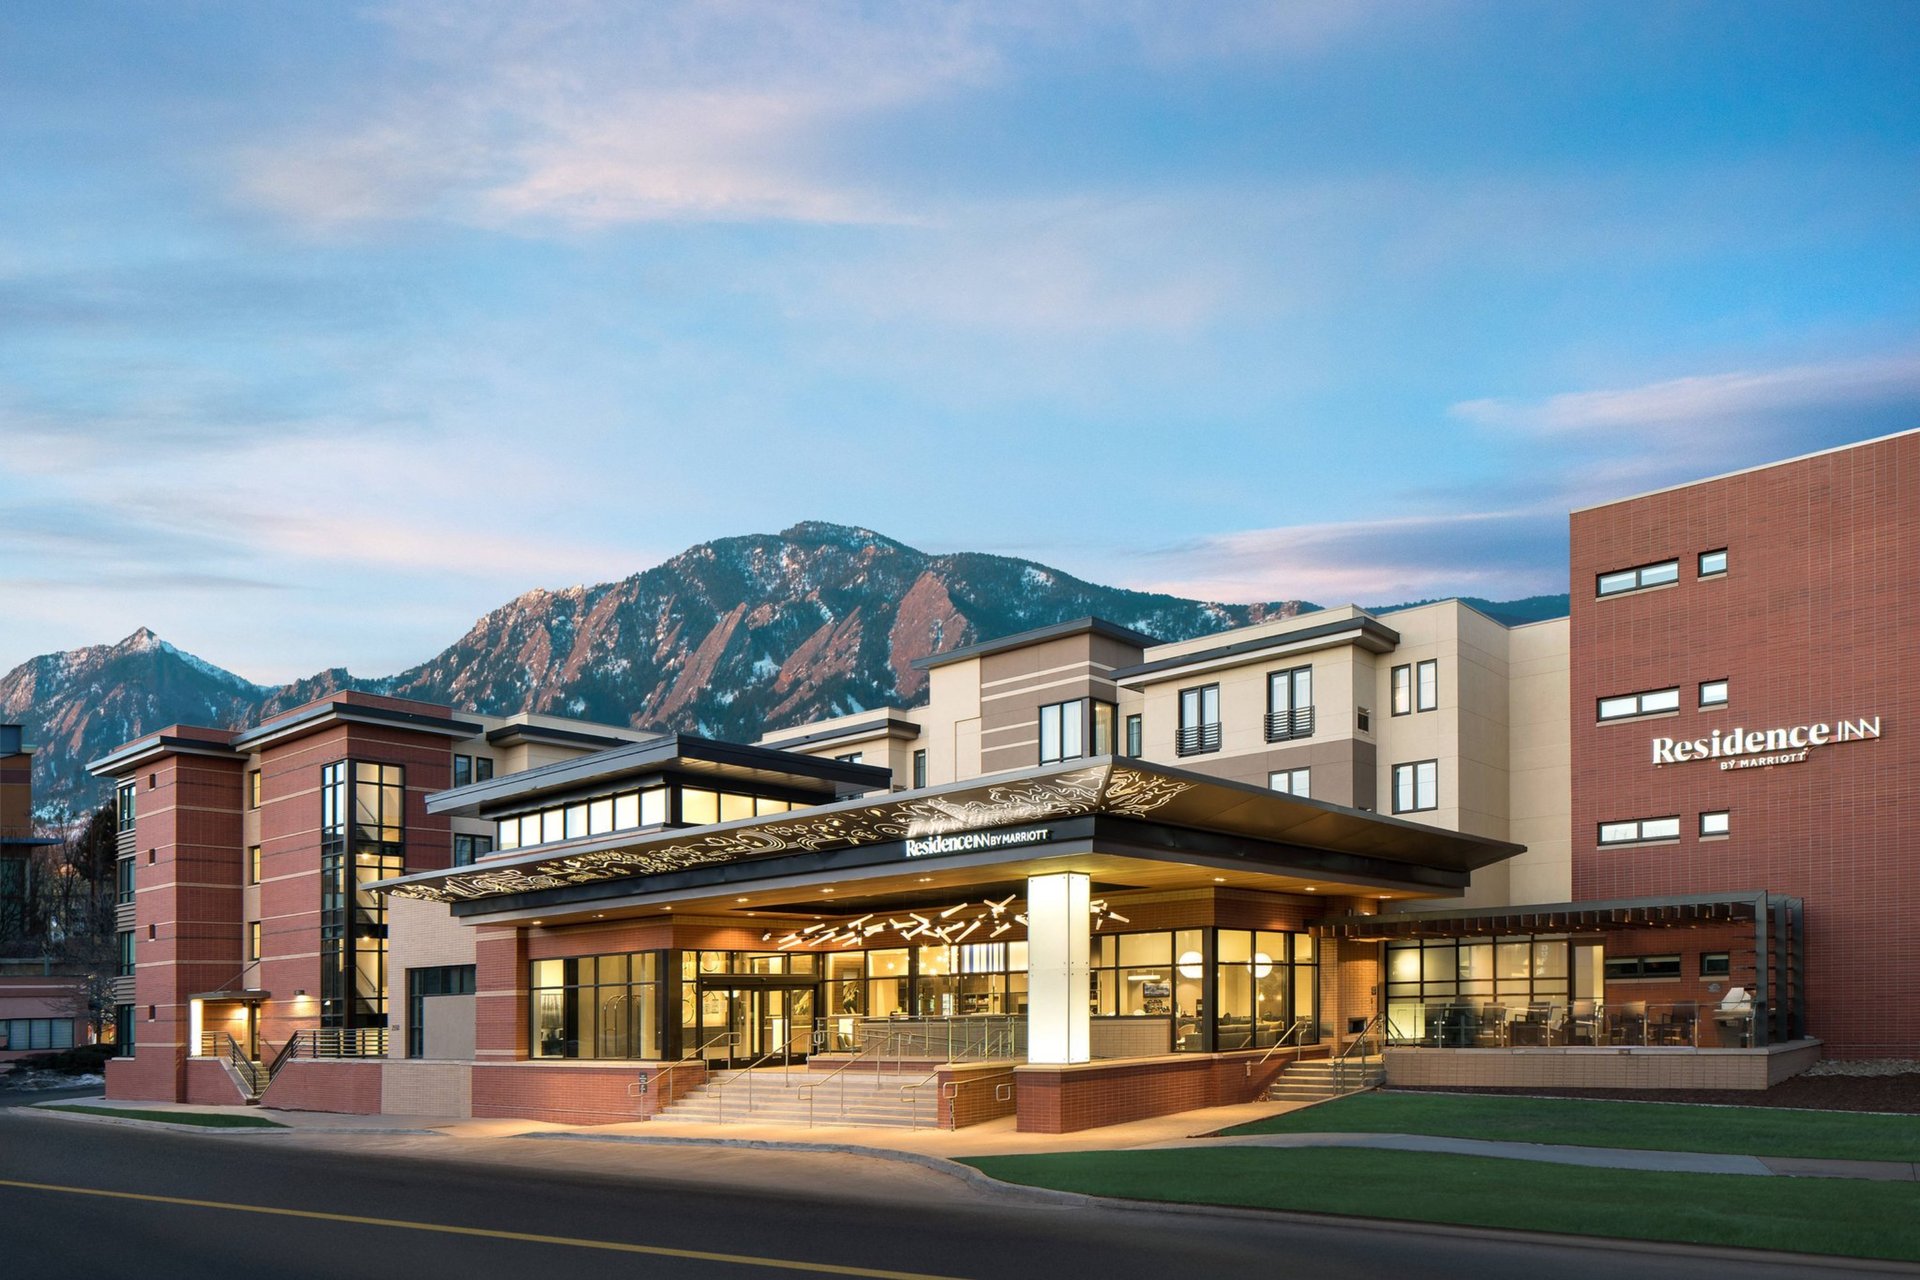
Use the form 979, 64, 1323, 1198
962, 1148, 1920, 1263
41, 1104, 285, 1129
1218, 1091, 1920, 1162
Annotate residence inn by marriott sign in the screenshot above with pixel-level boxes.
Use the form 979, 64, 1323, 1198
1653, 715, 1884, 770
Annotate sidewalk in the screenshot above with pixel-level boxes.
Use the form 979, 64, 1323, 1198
21, 1092, 1920, 1182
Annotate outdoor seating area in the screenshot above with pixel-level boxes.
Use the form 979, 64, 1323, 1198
1403, 997, 1752, 1050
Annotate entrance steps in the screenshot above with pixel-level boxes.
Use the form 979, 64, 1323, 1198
1264, 1056, 1384, 1102
657, 1067, 942, 1129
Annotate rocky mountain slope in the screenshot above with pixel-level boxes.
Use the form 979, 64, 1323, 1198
4, 522, 1315, 816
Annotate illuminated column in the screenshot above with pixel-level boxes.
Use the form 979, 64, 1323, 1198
1026, 872, 1090, 1064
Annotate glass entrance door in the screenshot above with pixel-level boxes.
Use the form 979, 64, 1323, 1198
702, 983, 816, 1067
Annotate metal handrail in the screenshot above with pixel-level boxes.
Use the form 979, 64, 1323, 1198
797, 1036, 889, 1128
632, 1031, 736, 1105
936, 1067, 1018, 1130
1333, 1013, 1398, 1094
1247, 1018, 1308, 1076
1175, 723, 1222, 756
1264, 706, 1316, 742
900, 1066, 944, 1130
711, 1033, 805, 1123
210, 1032, 266, 1097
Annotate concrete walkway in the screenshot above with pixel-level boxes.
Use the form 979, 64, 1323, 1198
18, 1092, 1920, 1182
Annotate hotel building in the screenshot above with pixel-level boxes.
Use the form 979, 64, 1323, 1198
86, 430, 1914, 1130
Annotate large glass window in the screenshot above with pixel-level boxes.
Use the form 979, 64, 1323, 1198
320, 761, 404, 1028
0, 1019, 75, 1052
1215, 930, 1312, 1050
452, 834, 493, 867
1176, 685, 1221, 756
1038, 699, 1085, 764
1597, 816, 1682, 845
1392, 760, 1438, 813
1386, 937, 1570, 1043
1597, 687, 1681, 721
531, 952, 665, 1059
1089, 928, 1316, 1053
116, 782, 136, 832
914, 942, 1028, 1016
1268, 768, 1309, 797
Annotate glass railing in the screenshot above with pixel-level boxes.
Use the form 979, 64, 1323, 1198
1391, 1000, 1763, 1049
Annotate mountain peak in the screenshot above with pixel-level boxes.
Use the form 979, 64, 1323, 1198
777, 521, 909, 553
119, 627, 161, 651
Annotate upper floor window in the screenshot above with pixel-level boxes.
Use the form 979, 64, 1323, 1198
248, 845, 262, 885
1176, 685, 1221, 756
1268, 768, 1309, 798
1597, 815, 1681, 846
116, 856, 135, 905
1356, 706, 1371, 733
1700, 679, 1729, 708
1391, 665, 1412, 716
247, 769, 262, 809
453, 755, 472, 789
1124, 714, 1142, 758
116, 782, 136, 832
911, 750, 927, 789
1698, 548, 1728, 578
1391, 760, 1437, 813
1699, 811, 1730, 837
1597, 559, 1679, 597
1266, 666, 1314, 742
1038, 699, 1084, 764
833, 751, 864, 764
1597, 687, 1681, 722
1416, 659, 1438, 712
452, 833, 494, 867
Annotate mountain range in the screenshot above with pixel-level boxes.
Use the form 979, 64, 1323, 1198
0, 521, 1567, 819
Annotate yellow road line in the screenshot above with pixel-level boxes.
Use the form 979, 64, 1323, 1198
0, 1177, 971, 1279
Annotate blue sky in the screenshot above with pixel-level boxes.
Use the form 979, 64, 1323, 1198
2, 2, 1915, 684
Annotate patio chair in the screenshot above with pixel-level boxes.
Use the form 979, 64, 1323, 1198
1508, 1003, 1551, 1047
1423, 1004, 1449, 1047
1476, 1003, 1508, 1047
1566, 998, 1601, 1046
1651, 1000, 1698, 1046
1607, 1000, 1647, 1046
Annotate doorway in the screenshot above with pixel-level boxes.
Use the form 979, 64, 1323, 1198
696, 981, 815, 1068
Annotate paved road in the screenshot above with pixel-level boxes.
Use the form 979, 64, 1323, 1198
0, 1106, 1906, 1280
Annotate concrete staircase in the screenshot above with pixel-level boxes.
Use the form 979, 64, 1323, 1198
1264, 1056, 1384, 1102
658, 1067, 939, 1128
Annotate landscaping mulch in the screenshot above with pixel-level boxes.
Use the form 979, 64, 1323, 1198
1387, 1073, 1920, 1113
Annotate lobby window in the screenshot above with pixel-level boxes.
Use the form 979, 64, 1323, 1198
1597, 559, 1679, 597
1176, 685, 1221, 756
1091, 931, 1205, 1029
1216, 930, 1315, 1051
1700, 810, 1730, 838
248, 769, 262, 809
531, 952, 664, 1060
1268, 768, 1309, 798
1266, 666, 1314, 742
1416, 659, 1438, 712
452, 833, 493, 867
1701, 952, 1731, 978
116, 782, 136, 832
408, 964, 475, 1058
1699, 548, 1728, 578
1038, 699, 1085, 764
1604, 954, 1681, 981
916, 941, 1029, 1017
1597, 687, 1681, 722
1597, 816, 1682, 846
248, 845, 262, 885
1124, 714, 1143, 758
1392, 760, 1438, 814
911, 750, 927, 789
116, 856, 134, 905
1390, 665, 1412, 716
1700, 679, 1729, 708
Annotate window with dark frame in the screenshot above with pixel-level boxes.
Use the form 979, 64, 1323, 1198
453, 755, 473, 789
452, 833, 494, 867
1698, 548, 1728, 577
1597, 687, 1681, 721
1597, 816, 1682, 845
247, 769, 261, 809
1604, 954, 1682, 981
1416, 659, 1438, 712
1176, 684, 1221, 755
116, 781, 136, 832
1391, 760, 1438, 813
1390, 664, 1412, 716
1038, 698, 1088, 764
1699, 811, 1730, 837
1268, 768, 1309, 798
248, 845, 261, 885
911, 750, 927, 789
1699, 679, 1729, 708
1124, 714, 1143, 757
1597, 559, 1680, 597
1265, 665, 1314, 741
1701, 952, 1731, 978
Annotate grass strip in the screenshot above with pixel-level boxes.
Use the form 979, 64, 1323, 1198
962, 1147, 1920, 1263
1219, 1091, 1920, 1161
41, 1104, 285, 1129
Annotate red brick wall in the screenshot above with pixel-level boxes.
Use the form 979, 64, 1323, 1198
1570, 432, 1920, 1056
471, 1063, 662, 1124
1014, 1047, 1322, 1133
184, 1057, 249, 1105
262, 1059, 384, 1114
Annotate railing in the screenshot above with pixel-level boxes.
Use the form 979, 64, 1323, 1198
1398, 1000, 1750, 1050
1333, 1013, 1397, 1094
199, 1032, 267, 1097
935, 1069, 1017, 1131
710, 1035, 807, 1124
1264, 706, 1316, 742
901, 1067, 943, 1129
798, 1035, 891, 1128
1175, 723, 1222, 756
299, 1026, 389, 1058
832, 1015, 1021, 1063
628, 1031, 735, 1109
1247, 1019, 1309, 1078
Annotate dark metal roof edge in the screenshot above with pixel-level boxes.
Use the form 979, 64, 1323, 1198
1111, 615, 1399, 682
232, 700, 482, 749
911, 617, 1162, 672
758, 716, 922, 750
484, 722, 635, 750
88, 732, 240, 775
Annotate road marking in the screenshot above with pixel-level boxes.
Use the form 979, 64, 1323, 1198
0, 1177, 971, 1279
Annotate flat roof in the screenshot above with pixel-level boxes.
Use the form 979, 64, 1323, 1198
912, 617, 1162, 672
1571, 427, 1920, 514
1112, 614, 1399, 683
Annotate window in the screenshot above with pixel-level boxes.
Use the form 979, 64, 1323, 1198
530, 952, 664, 1060
1089, 701, 1116, 755
1265, 666, 1314, 741
249, 921, 261, 961
1392, 761, 1438, 813
1604, 954, 1681, 981
1597, 816, 1682, 846
1390, 665, 1412, 716
1597, 559, 1680, 597
1384, 936, 1568, 1045
0, 1019, 75, 1052
116, 856, 135, 905
116, 930, 135, 977
911, 750, 927, 789
1124, 715, 1143, 758
248, 769, 262, 809
1268, 768, 1309, 798
833, 752, 864, 764
1356, 706, 1371, 733
408, 964, 476, 1058
319, 760, 405, 1028
1700, 679, 1729, 708
1700, 810, 1730, 837
453, 755, 473, 789
1701, 952, 1731, 978
452, 834, 494, 867
1597, 687, 1681, 721
475, 756, 494, 783
116, 782, 136, 832
1698, 548, 1728, 577
1416, 659, 1438, 712
1038, 699, 1086, 764
248, 845, 262, 885
1176, 685, 1221, 756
